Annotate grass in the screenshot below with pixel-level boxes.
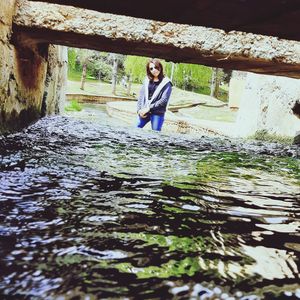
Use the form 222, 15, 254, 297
67, 69, 99, 82
67, 80, 135, 97
194, 85, 229, 102
64, 100, 83, 112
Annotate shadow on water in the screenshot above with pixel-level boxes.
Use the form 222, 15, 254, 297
0, 110, 299, 299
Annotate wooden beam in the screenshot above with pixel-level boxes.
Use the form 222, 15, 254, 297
27, 0, 300, 41
13, 0, 300, 78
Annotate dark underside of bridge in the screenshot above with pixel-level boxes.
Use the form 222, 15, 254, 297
30, 0, 300, 42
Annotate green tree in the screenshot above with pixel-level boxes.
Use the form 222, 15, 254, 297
124, 56, 213, 95
67, 48, 97, 90
87, 52, 112, 82
67, 48, 77, 71
169, 63, 212, 92
77, 49, 93, 90
124, 56, 149, 83
107, 53, 126, 94
210, 67, 220, 98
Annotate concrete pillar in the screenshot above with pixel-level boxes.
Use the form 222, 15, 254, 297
228, 71, 247, 109
235, 73, 300, 138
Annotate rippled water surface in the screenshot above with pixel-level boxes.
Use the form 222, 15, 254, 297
0, 110, 299, 299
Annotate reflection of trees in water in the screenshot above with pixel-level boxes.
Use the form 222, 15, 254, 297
113, 231, 299, 284
150, 151, 300, 288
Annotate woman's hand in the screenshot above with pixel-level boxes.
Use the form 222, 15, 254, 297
139, 107, 150, 118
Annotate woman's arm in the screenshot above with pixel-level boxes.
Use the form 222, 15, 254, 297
149, 83, 172, 111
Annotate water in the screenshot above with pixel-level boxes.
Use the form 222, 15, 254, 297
0, 107, 299, 299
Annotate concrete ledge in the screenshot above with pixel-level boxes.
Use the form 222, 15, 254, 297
67, 93, 214, 113
66, 93, 136, 103
168, 101, 206, 112
106, 101, 230, 136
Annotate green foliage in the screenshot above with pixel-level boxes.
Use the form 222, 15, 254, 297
170, 63, 212, 91
193, 86, 211, 95
217, 88, 229, 102
68, 49, 229, 100
124, 57, 212, 94
89, 59, 112, 82
67, 69, 98, 82
64, 100, 83, 112
115, 257, 203, 279
68, 48, 77, 71
117, 232, 206, 254
68, 49, 128, 83
124, 56, 150, 83
195, 152, 300, 183
68, 50, 222, 98
67, 69, 83, 81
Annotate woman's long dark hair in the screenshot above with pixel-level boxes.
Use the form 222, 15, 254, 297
146, 58, 164, 81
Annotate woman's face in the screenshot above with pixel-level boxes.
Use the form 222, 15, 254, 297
149, 63, 160, 78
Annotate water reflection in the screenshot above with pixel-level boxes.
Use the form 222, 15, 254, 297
0, 114, 299, 299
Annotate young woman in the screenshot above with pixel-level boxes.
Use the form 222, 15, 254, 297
136, 58, 172, 131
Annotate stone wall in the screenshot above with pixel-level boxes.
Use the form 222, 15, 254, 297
42, 45, 67, 116
0, 0, 65, 133
235, 73, 300, 138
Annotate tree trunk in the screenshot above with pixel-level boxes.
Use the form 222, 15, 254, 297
112, 56, 118, 95
127, 75, 132, 96
80, 63, 87, 90
170, 62, 175, 82
210, 67, 220, 98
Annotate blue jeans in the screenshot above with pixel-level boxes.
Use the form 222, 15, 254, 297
137, 114, 165, 131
